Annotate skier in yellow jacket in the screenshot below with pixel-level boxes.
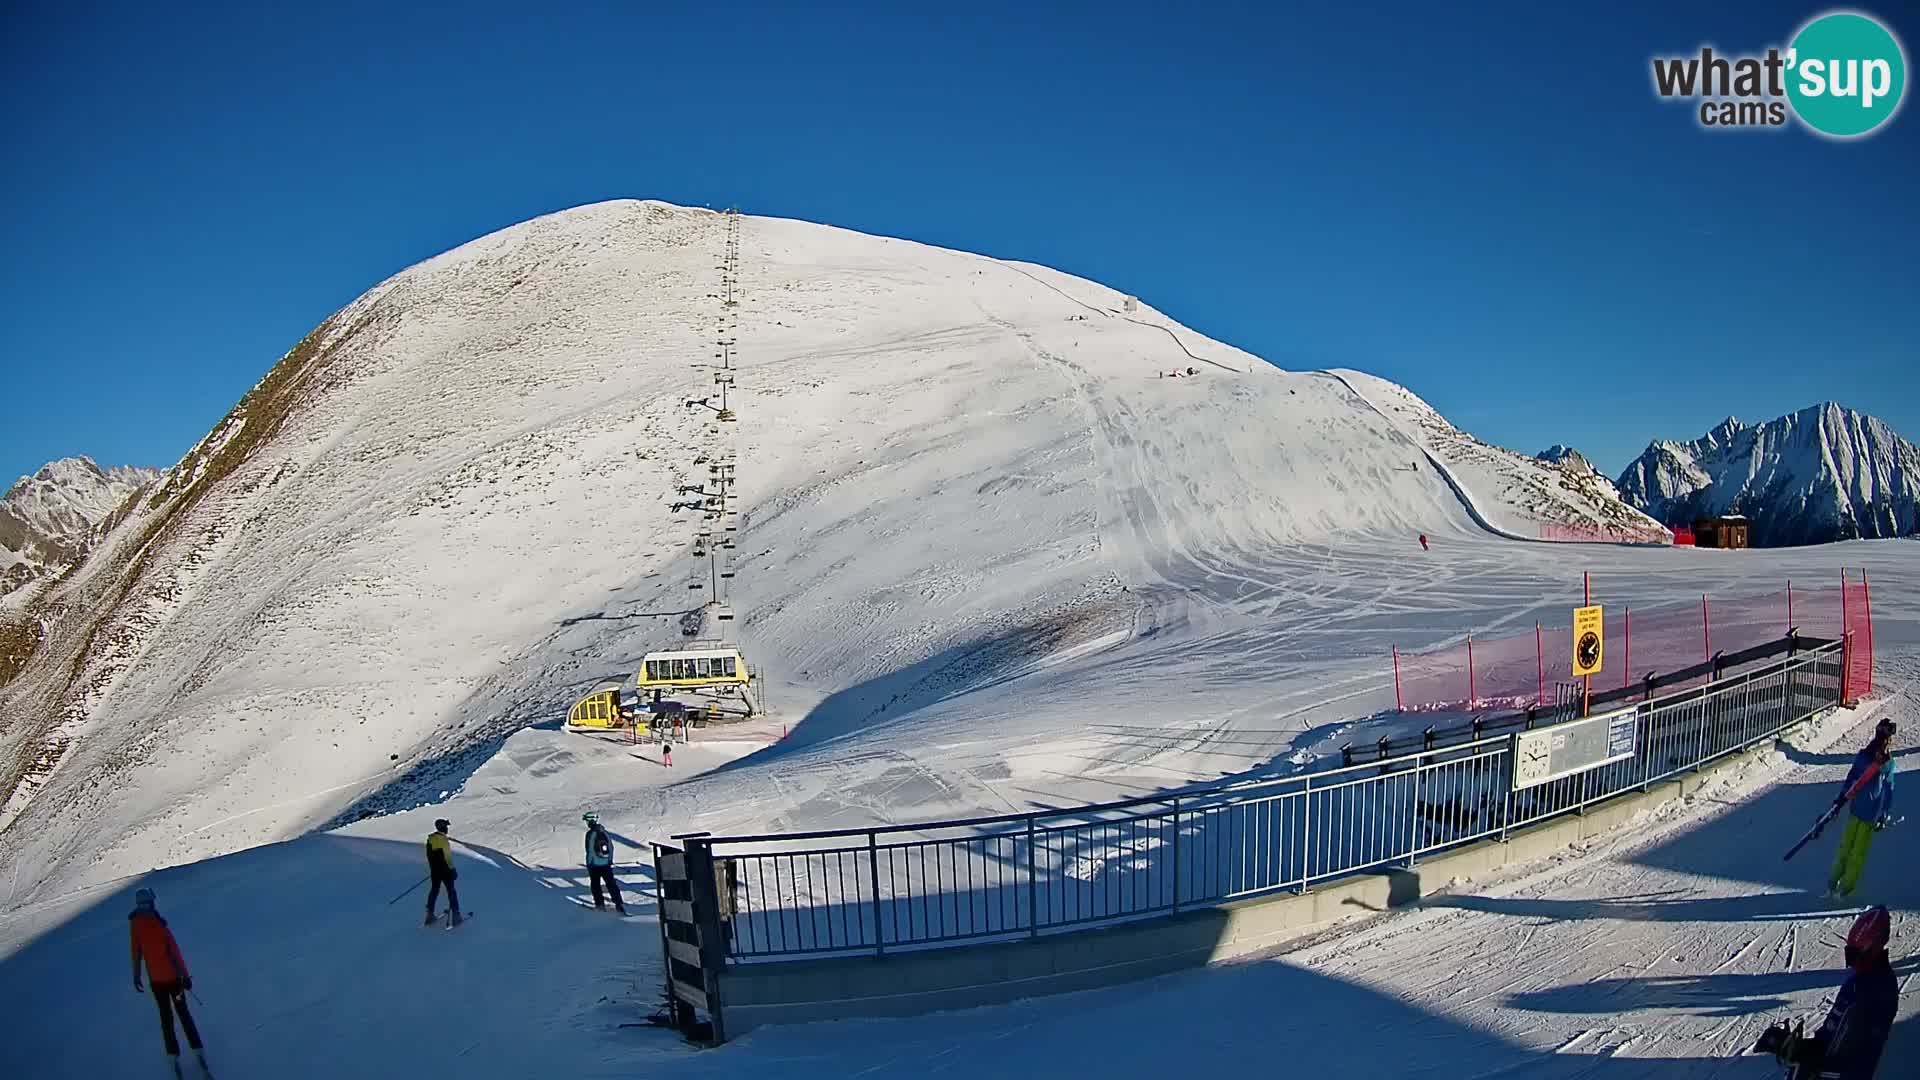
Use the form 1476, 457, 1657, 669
425, 818, 463, 926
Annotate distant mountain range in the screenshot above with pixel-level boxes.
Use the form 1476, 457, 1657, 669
1616, 404, 1920, 546
1, 457, 158, 601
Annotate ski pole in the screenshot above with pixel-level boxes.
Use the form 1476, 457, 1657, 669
387, 876, 428, 905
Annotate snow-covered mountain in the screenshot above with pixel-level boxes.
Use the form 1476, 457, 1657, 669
1331, 374, 1668, 543
0, 200, 1661, 902
1617, 404, 1920, 546
0, 457, 157, 602
1537, 444, 1594, 473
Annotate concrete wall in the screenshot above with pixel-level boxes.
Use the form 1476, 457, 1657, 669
718, 756, 1759, 1037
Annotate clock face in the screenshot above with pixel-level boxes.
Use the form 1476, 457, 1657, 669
1577, 631, 1601, 669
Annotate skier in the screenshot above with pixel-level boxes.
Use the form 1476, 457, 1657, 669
425, 818, 463, 926
129, 887, 209, 1076
1418, 534, 1429, 552
1828, 721, 1896, 899
662, 742, 674, 768
1757, 905, 1898, 1078
582, 812, 627, 913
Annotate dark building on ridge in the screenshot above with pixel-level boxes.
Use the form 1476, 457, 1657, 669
1692, 514, 1751, 549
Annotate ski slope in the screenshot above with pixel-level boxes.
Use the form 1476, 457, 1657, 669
0, 631, 1910, 1078
0, 200, 1658, 904
1, 200, 1915, 1077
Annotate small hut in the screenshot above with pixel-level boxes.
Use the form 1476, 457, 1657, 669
1692, 514, 1750, 550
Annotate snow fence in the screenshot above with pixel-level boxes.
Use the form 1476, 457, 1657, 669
655, 639, 1852, 1041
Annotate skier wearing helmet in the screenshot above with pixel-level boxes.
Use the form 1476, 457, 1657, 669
1828, 721, 1897, 899
582, 812, 626, 913
128, 887, 209, 1074
425, 818, 463, 926
1760, 905, 1898, 1078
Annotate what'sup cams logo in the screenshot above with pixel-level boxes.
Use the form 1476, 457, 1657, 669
1652, 10, 1906, 137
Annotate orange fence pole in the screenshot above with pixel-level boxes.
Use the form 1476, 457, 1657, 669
1536, 622, 1544, 706
1467, 635, 1476, 706
1863, 569, 1874, 695
1393, 644, 1403, 712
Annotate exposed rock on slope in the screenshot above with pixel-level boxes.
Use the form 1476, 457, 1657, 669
0, 458, 158, 601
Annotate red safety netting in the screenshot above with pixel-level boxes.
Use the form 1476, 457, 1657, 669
1844, 568, 1875, 701
1391, 576, 1857, 713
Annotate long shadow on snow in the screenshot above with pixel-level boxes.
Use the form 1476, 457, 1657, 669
684, 905, 1892, 1079
1777, 741, 1920, 769
1506, 956, 1920, 1017
700, 620, 1123, 782
1625, 768, 1919, 912
323, 667, 641, 829
1402, 767, 1916, 930
0, 833, 673, 1079
8, 833, 1907, 1077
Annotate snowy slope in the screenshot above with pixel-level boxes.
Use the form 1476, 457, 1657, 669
0, 608, 1909, 1080
1332, 370, 1668, 543
0, 199, 1599, 903
0, 457, 157, 602
1619, 404, 1920, 545
0, 199, 1872, 919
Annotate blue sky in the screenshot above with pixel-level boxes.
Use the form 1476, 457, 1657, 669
2, 1, 1914, 486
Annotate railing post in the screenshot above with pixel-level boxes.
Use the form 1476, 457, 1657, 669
1841, 631, 1854, 706
1408, 759, 1423, 868
866, 831, 884, 956
1297, 778, 1312, 894
1025, 815, 1039, 938
1170, 797, 1182, 913
1499, 740, 1513, 842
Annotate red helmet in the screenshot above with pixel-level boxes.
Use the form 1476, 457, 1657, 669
1847, 905, 1891, 956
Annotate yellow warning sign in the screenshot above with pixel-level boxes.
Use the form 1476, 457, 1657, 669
1573, 604, 1604, 677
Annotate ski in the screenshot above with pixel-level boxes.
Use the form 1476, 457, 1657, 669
446, 911, 473, 930
1784, 757, 1883, 862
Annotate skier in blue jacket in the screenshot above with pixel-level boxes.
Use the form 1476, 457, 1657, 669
583, 812, 626, 913
1829, 720, 1896, 899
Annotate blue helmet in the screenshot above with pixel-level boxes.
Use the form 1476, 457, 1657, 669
133, 887, 156, 909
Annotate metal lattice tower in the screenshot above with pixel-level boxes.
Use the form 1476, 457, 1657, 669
688, 208, 746, 642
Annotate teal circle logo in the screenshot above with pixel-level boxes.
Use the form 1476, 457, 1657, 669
1786, 12, 1907, 137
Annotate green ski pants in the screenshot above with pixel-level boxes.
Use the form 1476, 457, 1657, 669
1829, 815, 1876, 897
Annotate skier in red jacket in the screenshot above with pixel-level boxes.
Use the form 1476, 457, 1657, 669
129, 887, 208, 1074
